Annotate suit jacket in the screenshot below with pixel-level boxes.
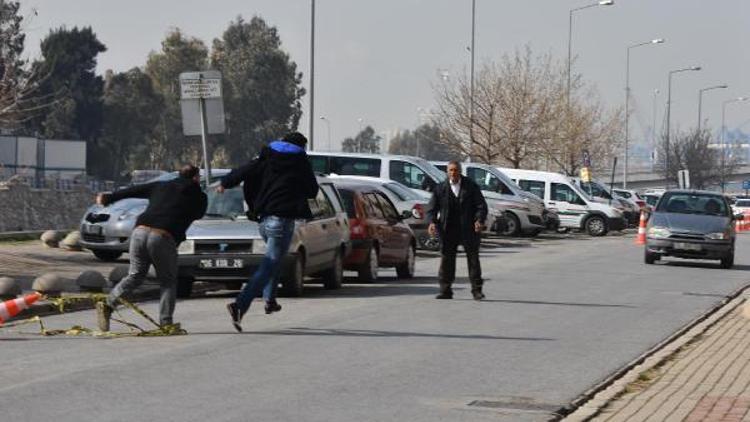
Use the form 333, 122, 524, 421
427, 176, 488, 249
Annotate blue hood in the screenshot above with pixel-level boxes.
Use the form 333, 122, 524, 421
269, 140, 305, 155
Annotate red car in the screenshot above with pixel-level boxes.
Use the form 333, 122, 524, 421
334, 182, 416, 282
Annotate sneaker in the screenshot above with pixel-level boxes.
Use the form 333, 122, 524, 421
226, 303, 243, 333
96, 302, 113, 332
472, 290, 486, 301
264, 301, 282, 314
435, 291, 453, 300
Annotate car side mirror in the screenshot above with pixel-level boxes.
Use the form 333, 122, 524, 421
400, 210, 412, 220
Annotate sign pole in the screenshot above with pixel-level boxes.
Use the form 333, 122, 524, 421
199, 94, 211, 188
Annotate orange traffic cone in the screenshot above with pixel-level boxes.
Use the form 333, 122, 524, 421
635, 211, 647, 245
0, 292, 41, 324
737, 218, 743, 233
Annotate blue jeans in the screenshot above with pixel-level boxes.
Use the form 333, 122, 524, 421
235, 216, 295, 315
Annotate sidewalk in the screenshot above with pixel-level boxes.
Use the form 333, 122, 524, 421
578, 298, 750, 421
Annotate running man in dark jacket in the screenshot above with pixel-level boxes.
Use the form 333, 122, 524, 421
95, 164, 207, 331
221, 132, 319, 332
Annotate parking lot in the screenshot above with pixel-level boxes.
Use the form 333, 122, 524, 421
2, 229, 750, 421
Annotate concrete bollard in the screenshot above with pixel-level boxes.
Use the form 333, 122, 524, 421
32, 273, 66, 297
40, 230, 65, 248
76, 270, 107, 293
108, 265, 130, 287
0, 277, 20, 301
60, 231, 83, 251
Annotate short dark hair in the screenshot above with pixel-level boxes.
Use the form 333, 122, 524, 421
447, 160, 462, 170
179, 164, 200, 179
283, 132, 308, 148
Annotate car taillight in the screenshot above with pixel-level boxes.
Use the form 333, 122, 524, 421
636, 200, 646, 208
350, 218, 368, 239
412, 204, 425, 220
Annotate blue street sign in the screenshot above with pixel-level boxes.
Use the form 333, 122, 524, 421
743, 180, 750, 190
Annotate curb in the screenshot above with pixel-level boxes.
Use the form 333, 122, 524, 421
0, 230, 49, 242
556, 283, 750, 421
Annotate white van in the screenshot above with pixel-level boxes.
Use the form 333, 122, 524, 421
308, 152, 446, 194
499, 168, 626, 236
431, 161, 546, 236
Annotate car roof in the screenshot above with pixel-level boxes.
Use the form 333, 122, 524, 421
307, 151, 427, 162
331, 181, 383, 193
664, 189, 724, 196
326, 175, 393, 185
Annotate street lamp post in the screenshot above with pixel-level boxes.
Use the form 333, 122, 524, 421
319, 116, 331, 151
651, 89, 659, 168
697, 84, 728, 131
665, 66, 701, 187
721, 97, 749, 192
567, 0, 614, 106
469, 0, 476, 162
623, 38, 664, 188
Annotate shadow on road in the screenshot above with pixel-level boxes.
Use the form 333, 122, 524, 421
191, 327, 556, 341
454, 298, 637, 308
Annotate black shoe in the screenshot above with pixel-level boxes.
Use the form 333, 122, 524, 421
472, 290, 486, 301
96, 302, 113, 332
435, 291, 453, 299
226, 303, 243, 333
264, 301, 282, 315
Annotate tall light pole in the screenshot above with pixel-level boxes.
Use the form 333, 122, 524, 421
697, 84, 728, 131
567, 0, 614, 106
469, 0, 476, 162
319, 116, 331, 151
623, 38, 664, 188
665, 66, 701, 187
721, 97, 748, 192
651, 89, 659, 168
308, 0, 316, 150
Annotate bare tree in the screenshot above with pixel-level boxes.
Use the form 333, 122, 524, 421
657, 128, 741, 189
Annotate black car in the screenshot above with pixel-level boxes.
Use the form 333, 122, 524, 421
645, 190, 740, 268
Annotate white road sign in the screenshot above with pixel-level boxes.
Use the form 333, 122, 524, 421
180, 78, 222, 99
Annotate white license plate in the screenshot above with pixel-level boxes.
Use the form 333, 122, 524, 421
674, 242, 701, 251
199, 258, 244, 269
83, 224, 103, 235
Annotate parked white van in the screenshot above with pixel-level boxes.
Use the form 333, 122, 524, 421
499, 168, 626, 236
431, 161, 546, 236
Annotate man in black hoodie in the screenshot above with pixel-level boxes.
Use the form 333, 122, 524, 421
95, 164, 208, 331
220, 132, 319, 332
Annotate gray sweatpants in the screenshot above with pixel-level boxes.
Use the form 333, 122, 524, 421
107, 227, 178, 325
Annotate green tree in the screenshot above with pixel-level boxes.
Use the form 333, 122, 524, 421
95, 68, 163, 180
27, 26, 106, 142
145, 28, 209, 169
342, 126, 381, 153
211, 16, 305, 164
388, 124, 454, 160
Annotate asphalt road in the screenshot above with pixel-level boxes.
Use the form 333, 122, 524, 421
2, 232, 750, 421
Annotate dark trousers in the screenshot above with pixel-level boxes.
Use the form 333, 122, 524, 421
438, 234, 482, 293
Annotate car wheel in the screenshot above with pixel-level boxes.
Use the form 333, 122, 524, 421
282, 254, 306, 297
358, 246, 379, 283
93, 250, 123, 262
322, 249, 343, 290
502, 212, 521, 237
176, 276, 194, 298
396, 245, 416, 279
585, 216, 607, 237
721, 252, 734, 269
644, 250, 658, 265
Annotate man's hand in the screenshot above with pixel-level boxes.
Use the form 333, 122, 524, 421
474, 221, 483, 233
95, 193, 105, 206
216, 185, 225, 194
428, 223, 437, 237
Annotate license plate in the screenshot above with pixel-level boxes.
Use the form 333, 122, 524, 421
199, 258, 244, 269
83, 224, 102, 235
674, 242, 701, 251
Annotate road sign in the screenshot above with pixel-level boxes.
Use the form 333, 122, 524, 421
580, 167, 592, 183
582, 150, 591, 168
678, 169, 690, 189
180, 78, 221, 99
743, 180, 750, 190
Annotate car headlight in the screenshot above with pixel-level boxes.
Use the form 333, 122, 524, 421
177, 240, 194, 255
648, 227, 671, 239
706, 231, 730, 240
251, 240, 267, 254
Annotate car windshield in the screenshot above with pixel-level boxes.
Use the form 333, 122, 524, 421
205, 186, 245, 218
383, 182, 422, 201
414, 158, 447, 182
580, 181, 612, 199
656, 193, 729, 216
736, 200, 750, 207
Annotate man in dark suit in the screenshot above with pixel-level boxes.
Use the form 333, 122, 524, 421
427, 161, 488, 300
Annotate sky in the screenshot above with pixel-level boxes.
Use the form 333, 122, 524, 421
19, 0, 750, 157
